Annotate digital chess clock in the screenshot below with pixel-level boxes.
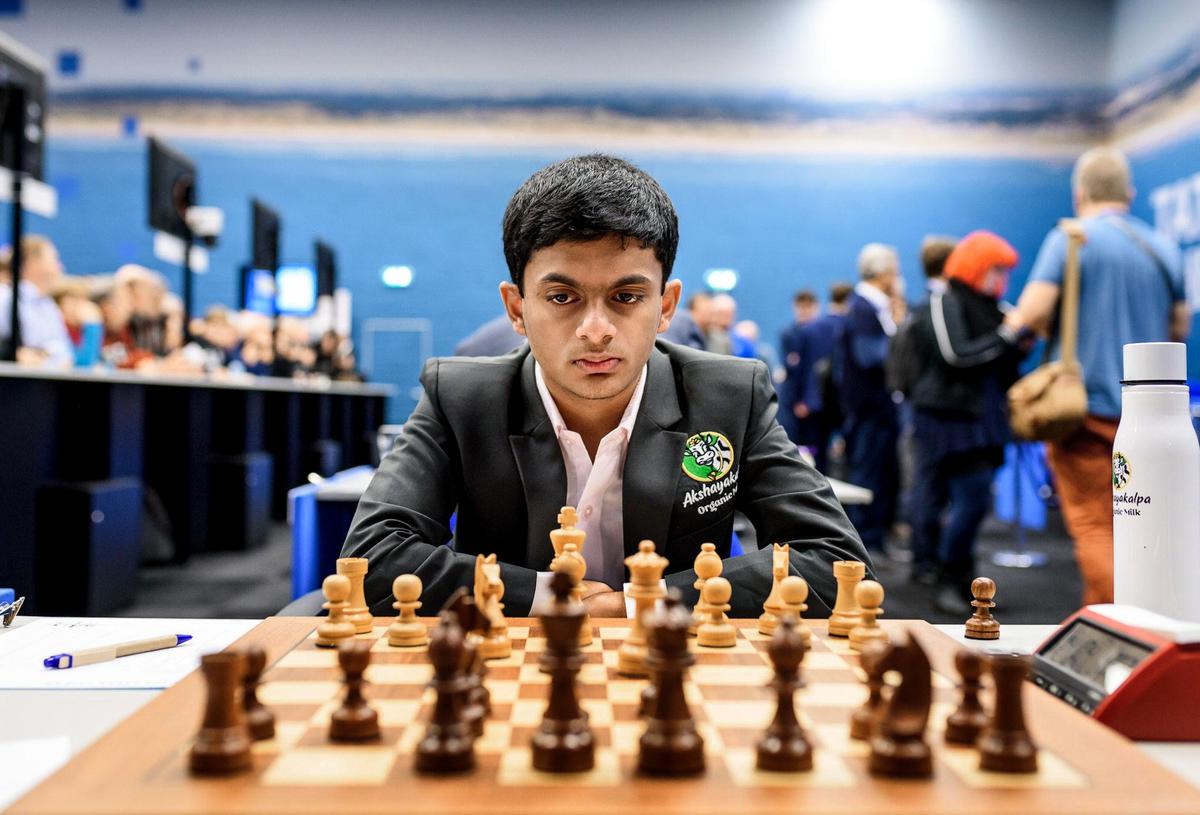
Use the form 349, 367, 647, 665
1031, 604, 1200, 741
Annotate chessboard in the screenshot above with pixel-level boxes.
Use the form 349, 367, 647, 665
11, 617, 1200, 815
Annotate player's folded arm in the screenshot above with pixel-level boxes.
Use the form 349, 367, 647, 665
727, 360, 871, 618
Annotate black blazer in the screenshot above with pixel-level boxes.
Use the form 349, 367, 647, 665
342, 340, 870, 618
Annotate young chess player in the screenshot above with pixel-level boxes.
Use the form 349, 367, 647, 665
343, 154, 871, 618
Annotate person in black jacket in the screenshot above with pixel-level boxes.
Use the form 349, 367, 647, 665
342, 154, 870, 619
908, 231, 1028, 614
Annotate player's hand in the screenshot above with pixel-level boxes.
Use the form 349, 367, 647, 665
584, 590, 627, 618
579, 580, 616, 599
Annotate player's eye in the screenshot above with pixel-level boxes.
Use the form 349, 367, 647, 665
614, 292, 646, 305
546, 292, 576, 305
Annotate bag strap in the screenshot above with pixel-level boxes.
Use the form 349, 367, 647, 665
1057, 218, 1085, 366
1106, 215, 1178, 302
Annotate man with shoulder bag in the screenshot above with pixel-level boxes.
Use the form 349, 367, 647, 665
1005, 147, 1189, 605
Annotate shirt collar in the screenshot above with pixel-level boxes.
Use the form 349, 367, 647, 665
534, 360, 648, 439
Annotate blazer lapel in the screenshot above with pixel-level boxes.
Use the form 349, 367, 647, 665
509, 353, 567, 570
623, 347, 687, 558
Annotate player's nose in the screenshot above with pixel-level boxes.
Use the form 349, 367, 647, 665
576, 306, 615, 345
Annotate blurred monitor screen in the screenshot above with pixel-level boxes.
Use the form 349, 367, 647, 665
315, 240, 336, 296
0, 32, 46, 181
275, 264, 317, 315
242, 266, 276, 316
251, 199, 280, 273
147, 137, 195, 239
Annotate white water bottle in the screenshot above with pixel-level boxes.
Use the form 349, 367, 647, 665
1112, 342, 1200, 621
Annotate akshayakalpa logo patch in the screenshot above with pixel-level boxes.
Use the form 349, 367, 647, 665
681, 431, 734, 482
1112, 451, 1132, 491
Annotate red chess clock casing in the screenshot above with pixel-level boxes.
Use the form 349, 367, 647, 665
1031, 605, 1200, 741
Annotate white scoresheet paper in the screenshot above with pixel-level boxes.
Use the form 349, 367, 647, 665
0, 617, 259, 689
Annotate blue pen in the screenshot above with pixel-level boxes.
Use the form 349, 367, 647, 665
44, 633, 193, 669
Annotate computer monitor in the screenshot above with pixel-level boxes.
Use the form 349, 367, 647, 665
147, 137, 196, 239
239, 264, 277, 316
275, 264, 317, 316
0, 31, 46, 181
315, 240, 336, 297
251, 199, 280, 273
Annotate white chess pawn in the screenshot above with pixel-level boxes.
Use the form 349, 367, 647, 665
315, 574, 356, 648
778, 576, 812, 648
387, 574, 428, 647
697, 577, 737, 648
849, 580, 889, 652
690, 543, 723, 636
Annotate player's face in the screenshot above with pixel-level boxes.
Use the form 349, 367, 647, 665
501, 235, 681, 408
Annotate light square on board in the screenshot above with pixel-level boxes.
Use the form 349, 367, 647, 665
497, 747, 621, 786
723, 747, 857, 787
262, 746, 397, 786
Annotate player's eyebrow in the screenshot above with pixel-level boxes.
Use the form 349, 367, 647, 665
609, 274, 654, 289
534, 272, 583, 290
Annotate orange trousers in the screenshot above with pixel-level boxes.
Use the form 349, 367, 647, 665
1046, 415, 1120, 606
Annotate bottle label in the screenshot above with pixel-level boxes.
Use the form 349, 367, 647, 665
1112, 451, 1151, 516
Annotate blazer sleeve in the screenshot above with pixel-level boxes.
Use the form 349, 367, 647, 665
667, 360, 873, 618
341, 359, 539, 615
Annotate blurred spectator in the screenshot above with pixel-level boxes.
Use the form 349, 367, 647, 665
839, 243, 901, 555
908, 231, 1027, 613
161, 293, 185, 354
921, 235, 957, 296
314, 329, 341, 376
273, 316, 316, 378
709, 293, 755, 357
807, 282, 853, 472
197, 305, 242, 366
454, 314, 525, 356
333, 349, 365, 382
116, 265, 168, 356
661, 291, 710, 350
239, 314, 276, 377
50, 277, 103, 367
0, 235, 74, 367
779, 290, 819, 446
1010, 147, 1188, 605
733, 319, 780, 373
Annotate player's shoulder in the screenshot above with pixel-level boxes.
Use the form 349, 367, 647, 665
420, 347, 528, 397
658, 339, 765, 391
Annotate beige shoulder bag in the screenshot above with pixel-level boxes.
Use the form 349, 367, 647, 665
1007, 218, 1088, 442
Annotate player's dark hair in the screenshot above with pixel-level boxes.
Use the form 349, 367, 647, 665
793, 289, 817, 305
829, 282, 854, 305
502, 154, 679, 294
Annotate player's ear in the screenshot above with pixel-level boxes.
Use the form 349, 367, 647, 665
499, 282, 527, 337
658, 279, 682, 334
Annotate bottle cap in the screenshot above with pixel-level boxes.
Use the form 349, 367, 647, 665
1123, 342, 1187, 384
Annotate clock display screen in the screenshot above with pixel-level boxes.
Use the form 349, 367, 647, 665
1041, 619, 1155, 695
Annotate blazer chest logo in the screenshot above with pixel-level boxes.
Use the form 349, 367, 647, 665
681, 431, 734, 483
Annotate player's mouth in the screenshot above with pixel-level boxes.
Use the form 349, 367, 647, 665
574, 356, 620, 374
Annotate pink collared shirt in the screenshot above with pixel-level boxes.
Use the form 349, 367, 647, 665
531, 361, 648, 609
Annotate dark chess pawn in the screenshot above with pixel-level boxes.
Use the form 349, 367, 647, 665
850, 641, 890, 741
329, 640, 380, 742
241, 646, 275, 741
978, 654, 1038, 773
867, 635, 933, 779
189, 651, 252, 776
415, 612, 475, 774
944, 649, 989, 745
755, 615, 813, 772
443, 588, 490, 739
965, 577, 1001, 640
638, 591, 705, 777
532, 571, 595, 773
